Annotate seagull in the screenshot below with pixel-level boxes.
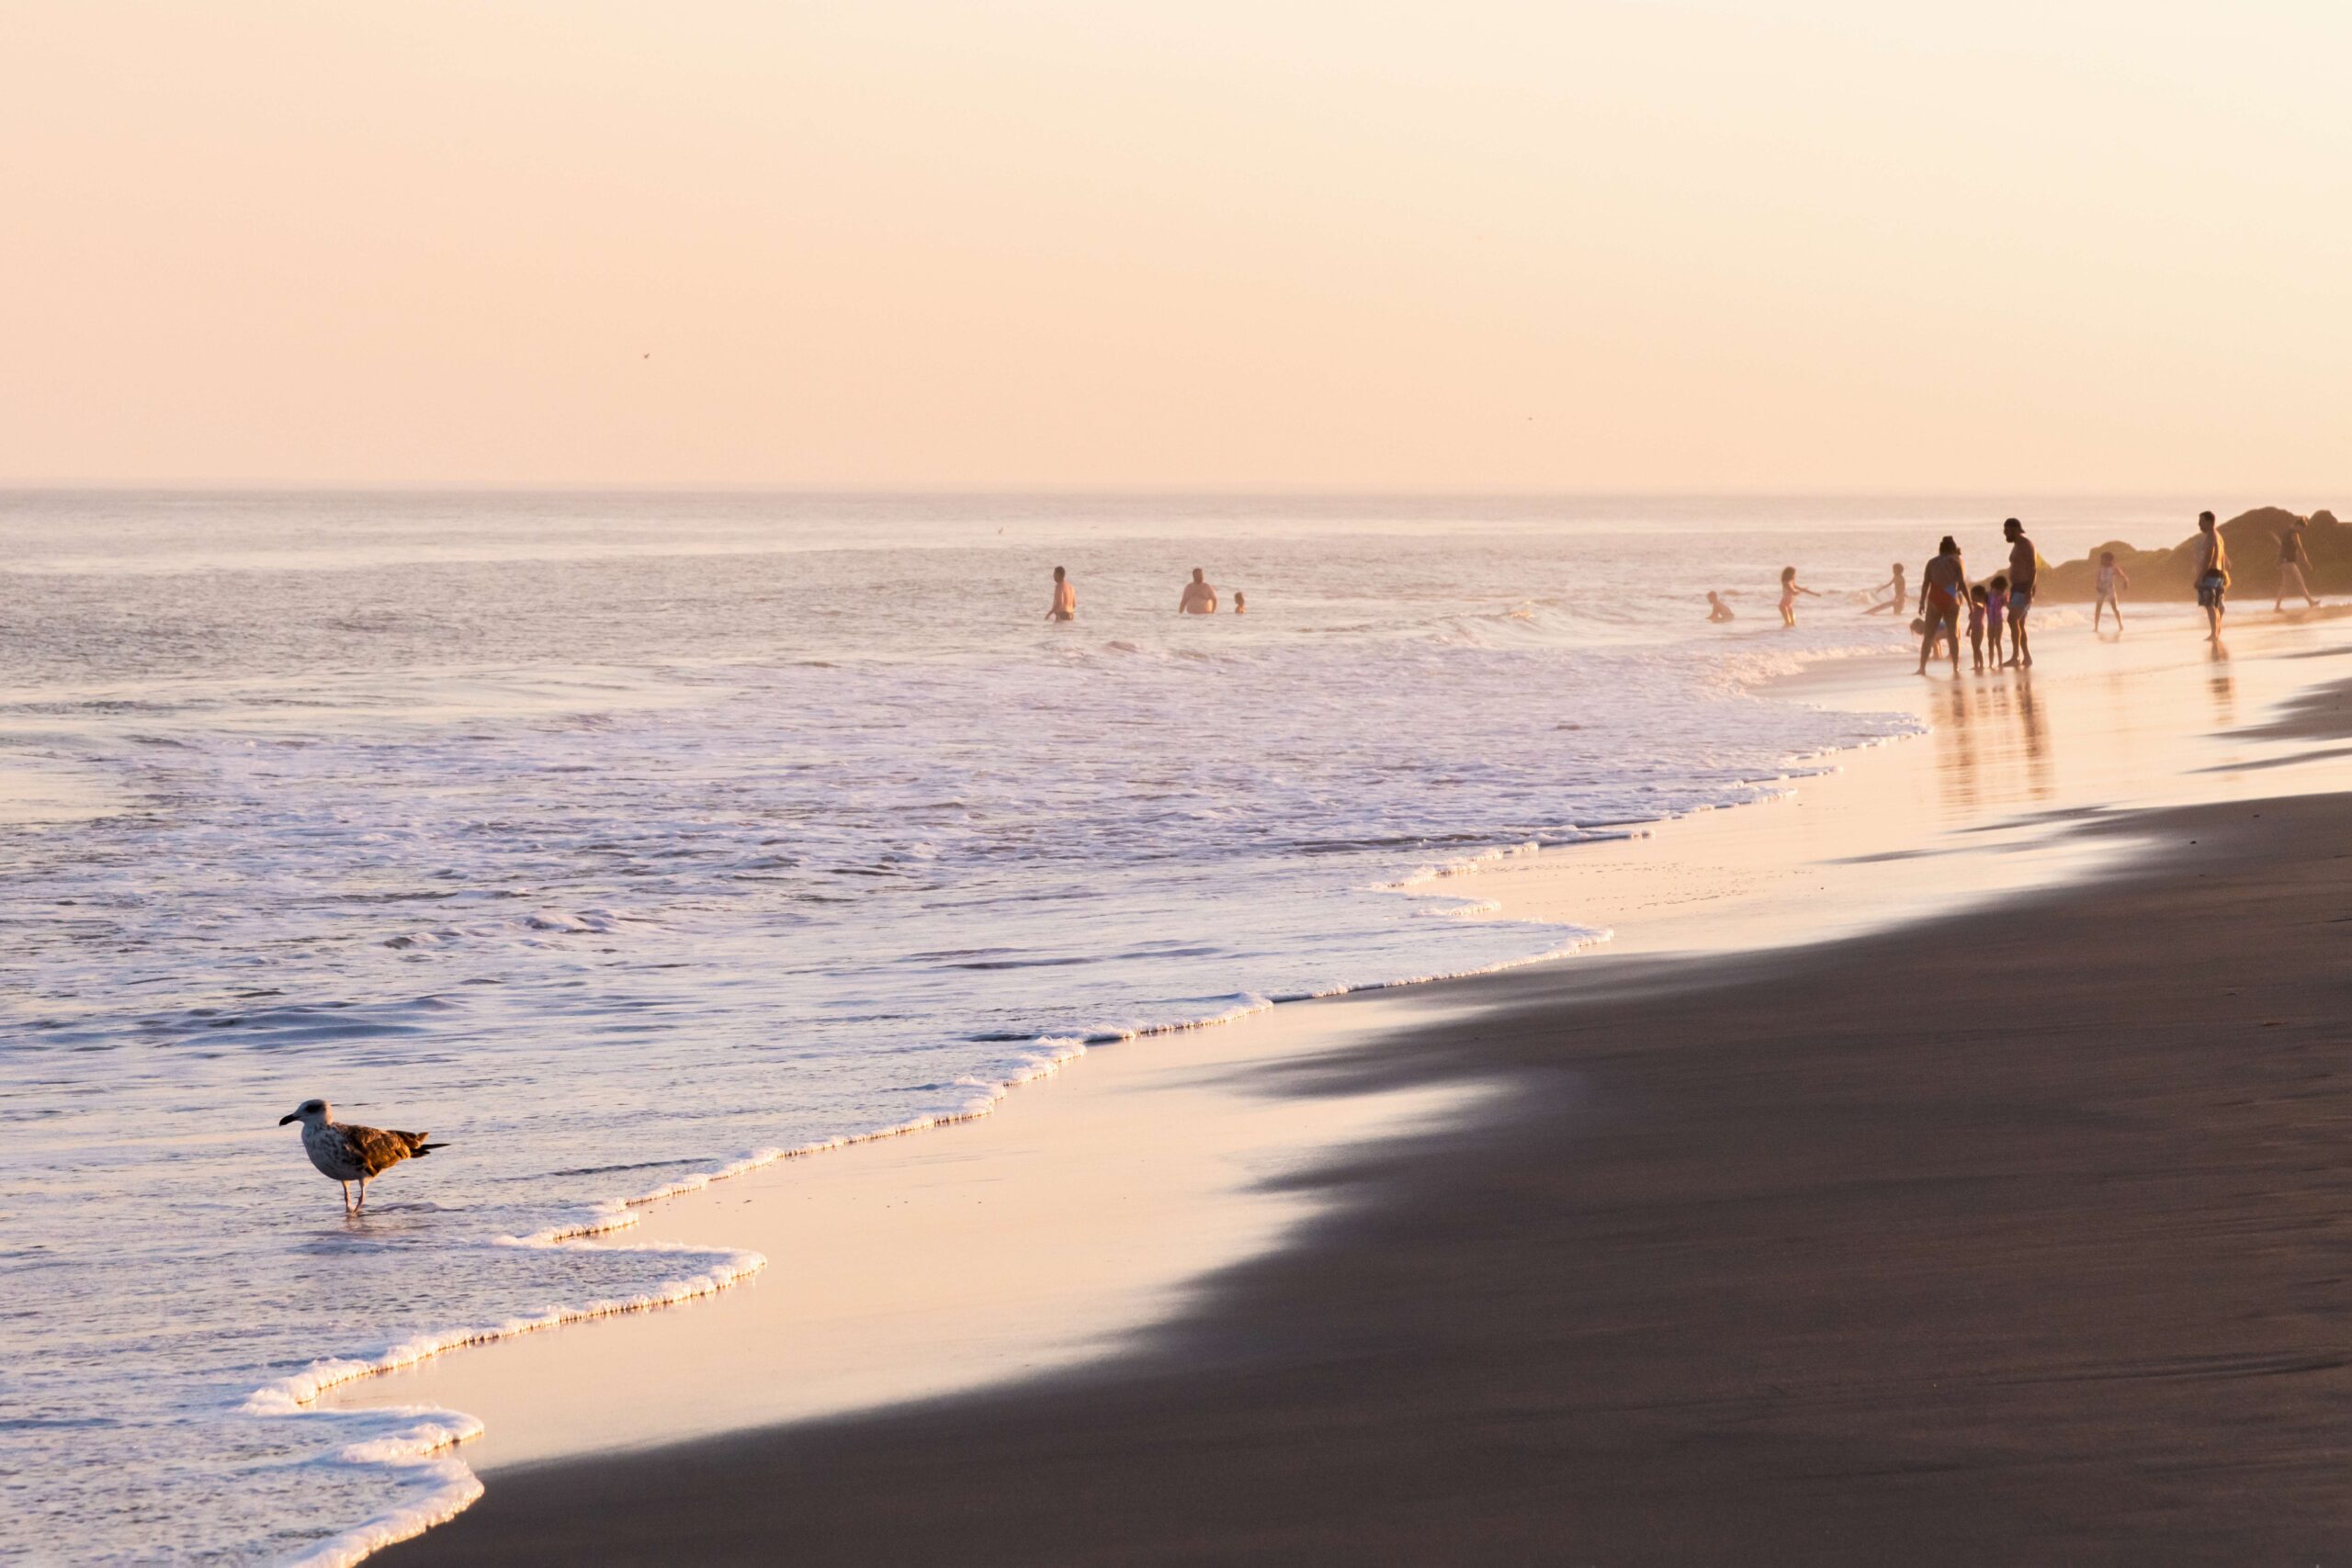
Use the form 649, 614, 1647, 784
279, 1099, 445, 1213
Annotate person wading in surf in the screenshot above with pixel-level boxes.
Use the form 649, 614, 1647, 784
1178, 568, 1218, 615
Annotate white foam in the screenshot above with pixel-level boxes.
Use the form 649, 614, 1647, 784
6, 495, 1973, 1565
282, 1459, 485, 1568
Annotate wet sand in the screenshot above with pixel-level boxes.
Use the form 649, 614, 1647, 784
326, 993, 1496, 1473
395, 624, 2352, 1565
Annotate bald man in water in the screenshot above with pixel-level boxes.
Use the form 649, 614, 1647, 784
1178, 568, 1218, 615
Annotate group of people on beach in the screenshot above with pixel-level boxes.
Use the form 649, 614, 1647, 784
1725, 511, 2320, 677
1908, 517, 2049, 674
1046, 566, 1244, 621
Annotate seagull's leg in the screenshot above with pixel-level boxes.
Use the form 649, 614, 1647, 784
356, 1176, 368, 1212
341, 1180, 352, 1213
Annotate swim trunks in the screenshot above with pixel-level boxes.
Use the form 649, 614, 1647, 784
2007, 584, 2032, 615
2197, 572, 2227, 609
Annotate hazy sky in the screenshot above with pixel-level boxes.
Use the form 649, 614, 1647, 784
5, 2, 2347, 491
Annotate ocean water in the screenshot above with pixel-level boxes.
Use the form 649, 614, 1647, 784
0, 493, 2179, 1563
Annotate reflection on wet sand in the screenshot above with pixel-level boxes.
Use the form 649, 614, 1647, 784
1928, 671, 2056, 815
2209, 644, 2238, 725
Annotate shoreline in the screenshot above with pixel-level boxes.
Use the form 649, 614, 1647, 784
341, 606, 2342, 1551
308, 606, 2333, 1561
299, 636, 1903, 1524
353, 611, 2352, 1561
385, 620, 2352, 1561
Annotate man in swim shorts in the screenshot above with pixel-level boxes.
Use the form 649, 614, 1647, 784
2195, 510, 2230, 640
2002, 517, 2038, 668
1046, 565, 1076, 622
1178, 568, 1218, 615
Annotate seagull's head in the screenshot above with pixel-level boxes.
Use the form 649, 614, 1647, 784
279, 1099, 331, 1128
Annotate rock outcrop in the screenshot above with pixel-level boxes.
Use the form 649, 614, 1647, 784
2038, 507, 2346, 601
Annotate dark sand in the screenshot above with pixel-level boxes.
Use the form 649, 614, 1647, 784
398, 711, 2352, 1565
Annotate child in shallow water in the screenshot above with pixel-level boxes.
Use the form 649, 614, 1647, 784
1985, 574, 2009, 658
1706, 591, 1735, 623
1968, 583, 1990, 671
1777, 567, 1817, 626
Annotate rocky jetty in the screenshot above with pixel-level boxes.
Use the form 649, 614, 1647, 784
2039, 507, 2346, 601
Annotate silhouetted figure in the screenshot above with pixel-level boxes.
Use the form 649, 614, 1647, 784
2276, 517, 2318, 611
2002, 518, 2038, 667
2194, 510, 2230, 643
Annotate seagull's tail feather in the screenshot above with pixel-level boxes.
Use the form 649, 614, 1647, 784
410, 1138, 447, 1157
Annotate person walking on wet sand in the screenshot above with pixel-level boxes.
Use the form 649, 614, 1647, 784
2275, 516, 2319, 611
1777, 567, 1818, 626
1178, 568, 1218, 615
2002, 517, 2039, 667
1916, 536, 1968, 675
2195, 510, 2230, 641
1046, 565, 1077, 623
2093, 551, 2130, 631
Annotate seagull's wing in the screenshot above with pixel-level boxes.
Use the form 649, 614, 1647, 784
342, 1122, 427, 1177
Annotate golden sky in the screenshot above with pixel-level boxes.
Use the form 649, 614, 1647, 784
5, 2, 2347, 490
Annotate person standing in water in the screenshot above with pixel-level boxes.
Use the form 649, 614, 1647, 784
2194, 510, 2230, 641
1178, 568, 1218, 615
2001, 517, 2039, 668
1916, 536, 1968, 675
1866, 562, 1907, 615
2275, 516, 2319, 611
1046, 565, 1077, 623
1232, 591, 1248, 615
1776, 567, 1818, 626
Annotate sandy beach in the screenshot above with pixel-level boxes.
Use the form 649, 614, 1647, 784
380, 614, 2352, 1565
19, 8, 2352, 1560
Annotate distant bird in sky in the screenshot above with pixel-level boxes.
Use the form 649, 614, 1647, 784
279, 1099, 444, 1213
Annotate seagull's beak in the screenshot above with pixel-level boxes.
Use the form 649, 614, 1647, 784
279, 1111, 300, 1125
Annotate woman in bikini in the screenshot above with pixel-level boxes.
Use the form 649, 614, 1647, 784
1915, 536, 1969, 676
